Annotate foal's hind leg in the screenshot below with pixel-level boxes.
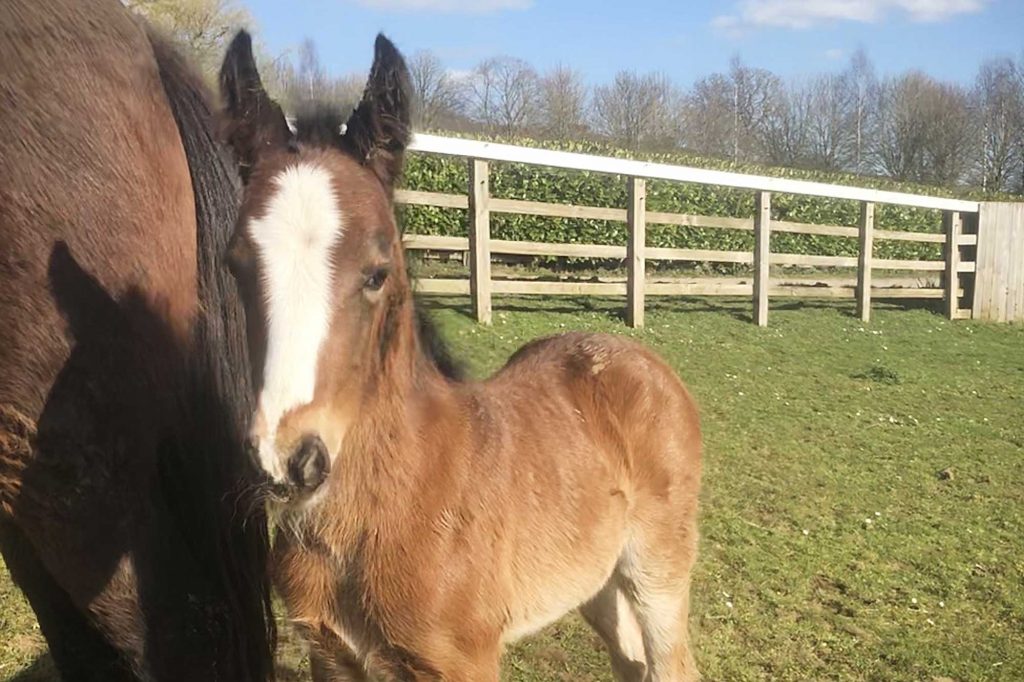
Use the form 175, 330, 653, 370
618, 535, 700, 681
580, 579, 648, 681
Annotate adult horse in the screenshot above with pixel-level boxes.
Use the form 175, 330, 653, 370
0, 1, 274, 679
220, 31, 702, 681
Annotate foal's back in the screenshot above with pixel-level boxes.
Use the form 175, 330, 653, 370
479, 331, 701, 506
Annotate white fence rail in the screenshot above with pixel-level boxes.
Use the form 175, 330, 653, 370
410, 135, 979, 213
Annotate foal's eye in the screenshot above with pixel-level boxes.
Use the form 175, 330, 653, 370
364, 267, 389, 292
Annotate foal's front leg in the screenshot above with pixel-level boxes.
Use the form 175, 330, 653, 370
309, 645, 367, 682
310, 648, 366, 682
302, 624, 367, 682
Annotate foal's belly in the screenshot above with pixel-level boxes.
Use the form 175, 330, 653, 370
500, 500, 629, 643
501, 550, 620, 643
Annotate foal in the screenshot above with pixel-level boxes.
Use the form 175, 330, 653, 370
220, 31, 702, 682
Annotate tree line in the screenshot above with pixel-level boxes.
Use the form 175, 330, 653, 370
128, 0, 1024, 194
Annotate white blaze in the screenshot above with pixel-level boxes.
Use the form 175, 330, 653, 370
248, 163, 343, 479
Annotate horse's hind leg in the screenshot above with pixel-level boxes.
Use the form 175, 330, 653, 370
0, 521, 136, 681
580, 578, 648, 681
618, 534, 700, 682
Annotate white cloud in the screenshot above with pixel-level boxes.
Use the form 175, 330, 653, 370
353, 0, 532, 12
825, 47, 845, 60
712, 0, 988, 31
710, 14, 746, 38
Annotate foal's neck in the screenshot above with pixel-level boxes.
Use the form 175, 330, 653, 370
337, 294, 453, 498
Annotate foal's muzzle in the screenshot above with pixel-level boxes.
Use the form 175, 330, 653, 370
287, 434, 331, 492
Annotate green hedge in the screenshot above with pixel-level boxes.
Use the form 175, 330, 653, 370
399, 136, 988, 265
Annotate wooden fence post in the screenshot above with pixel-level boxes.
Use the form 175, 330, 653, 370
857, 201, 875, 322
468, 158, 492, 324
753, 191, 771, 327
944, 210, 962, 320
626, 177, 646, 328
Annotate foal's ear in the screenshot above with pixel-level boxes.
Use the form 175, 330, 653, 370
341, 34, 412, 188
219, 30, 291, 182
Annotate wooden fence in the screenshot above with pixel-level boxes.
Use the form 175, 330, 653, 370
398, 134, 1023, 327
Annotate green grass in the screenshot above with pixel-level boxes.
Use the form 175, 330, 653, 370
3, 297, 1023, 681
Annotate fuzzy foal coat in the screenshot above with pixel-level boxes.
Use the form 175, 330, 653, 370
273, 330, 701, 680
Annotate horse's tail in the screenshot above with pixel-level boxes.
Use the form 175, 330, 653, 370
147, 31, 276, 681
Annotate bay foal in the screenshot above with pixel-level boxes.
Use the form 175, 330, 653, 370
220, 32, 702, 681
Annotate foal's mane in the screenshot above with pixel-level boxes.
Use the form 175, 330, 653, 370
294, 104, 465, 382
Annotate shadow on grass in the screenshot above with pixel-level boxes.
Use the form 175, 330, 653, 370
419, 292, 947, 326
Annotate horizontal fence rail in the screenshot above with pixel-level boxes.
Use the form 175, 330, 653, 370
409, 134, 980, 213
399, 135, 1000, 326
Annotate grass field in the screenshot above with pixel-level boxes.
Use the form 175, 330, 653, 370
3, 296, 1023, 681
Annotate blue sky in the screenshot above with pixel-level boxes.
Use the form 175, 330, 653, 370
244, 0, 1023, 85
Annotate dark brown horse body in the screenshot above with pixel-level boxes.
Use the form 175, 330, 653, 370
0, 1, 273, 679
219, 33, 702, 681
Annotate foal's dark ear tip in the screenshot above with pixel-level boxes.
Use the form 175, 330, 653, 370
220, 29, 256, 87
374, 33, 402, 61
227, 29, 254, 57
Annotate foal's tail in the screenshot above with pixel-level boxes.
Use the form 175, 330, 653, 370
148, 31, 276, 681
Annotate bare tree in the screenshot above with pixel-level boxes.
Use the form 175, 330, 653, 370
756, 77, 810, 166
872, 73, 933, 181
537, 65, 589, 139
464, 57, 539, 136
126, 0, 249, 79
804, 74, 849, 170
592, 71, 680, 151
295, 39, 329, 104
728, 56, 779, 162
263, 39, 364, 116
462, 59, 496, 132
1015, 55, 1024, 194
684, 52, 875, 172
682, 74, 735, 159
257, 50, 296, 106
326, 73, 368, 118
838, 48, 878, 173
408, 50, 462, 129
924, 81, 975, 186
972, 57, 1024, 191
872, 72, 973, 184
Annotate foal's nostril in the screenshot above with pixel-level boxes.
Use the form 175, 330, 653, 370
287, 434, 330, 491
